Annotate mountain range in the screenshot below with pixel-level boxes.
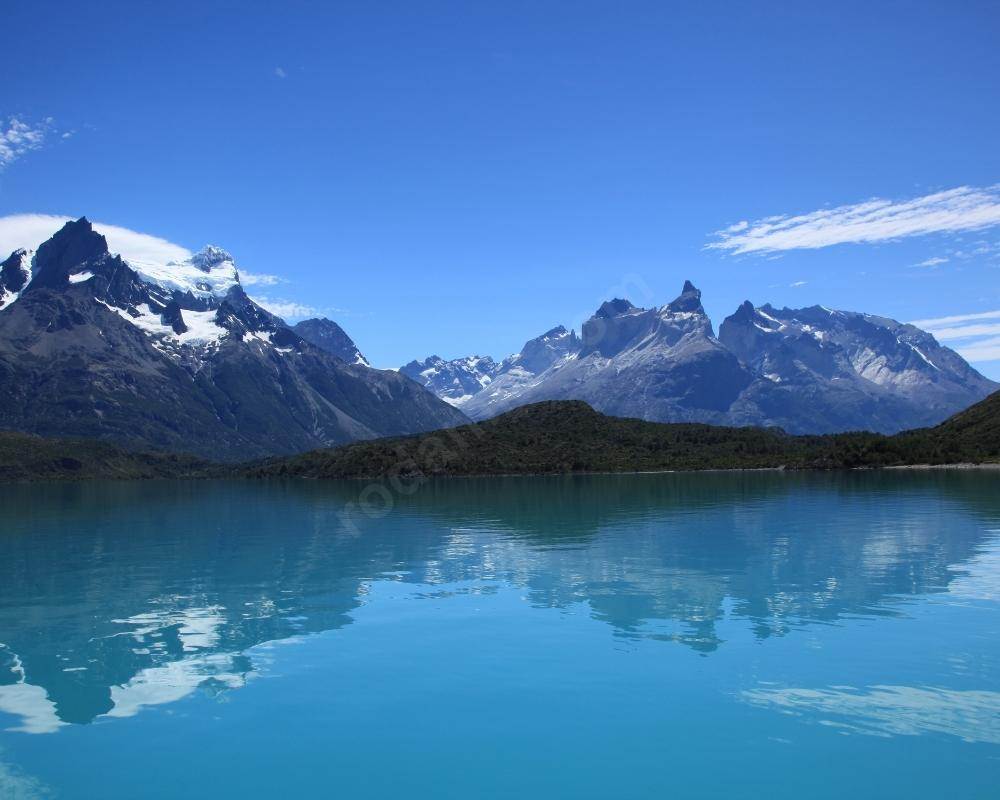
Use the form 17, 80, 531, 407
0, 219, 466, 460
0, 219, 994, 462
403, 281, 996, 434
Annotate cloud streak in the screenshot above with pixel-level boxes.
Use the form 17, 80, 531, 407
239, 270, 282, 286
250, 297, 318, 320
912, 308, 1000, 363
0, 117, 54, 171
709, 185, 1000, 255
913, 256, 948, 268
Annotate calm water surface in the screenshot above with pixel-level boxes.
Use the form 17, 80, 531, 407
1, 472, 999, 798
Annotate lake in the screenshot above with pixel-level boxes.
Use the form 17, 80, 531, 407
1, 472, 999, 798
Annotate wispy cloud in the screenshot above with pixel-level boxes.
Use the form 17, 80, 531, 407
913, 256, 948, 268
0, 117, 55, 171
789, 280, 807, 287
239, 270, 283, 286
274, 66, 287, 79
251, 297, 317, 320
911, 308, 1000, 363
709, 185, 1000, 255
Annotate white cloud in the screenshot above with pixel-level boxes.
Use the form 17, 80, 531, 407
913, 256, 948, 268
0, 213, 189, 264
911, 308, 1000, 328
239, 270, 282, 286
910, 308, 1000, 363
274, 66, 287, 79
789, 280, 807, 287
709, 185, 1000, 255
0, 117, 55, 171
251, 296, 317, 320
953, 336, 1000, 362
918, 321, 1000, 341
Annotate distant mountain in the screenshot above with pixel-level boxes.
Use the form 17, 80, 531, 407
243, 391, 1000, 479
292, 317, 369, 365
399, 354, 498, 407
717, 301, 995, 433
0, 218, 467, 460
406, 281, 996, 434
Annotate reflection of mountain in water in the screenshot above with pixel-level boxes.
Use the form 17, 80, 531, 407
0, 472, 997, 731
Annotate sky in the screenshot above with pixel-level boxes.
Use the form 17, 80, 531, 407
2, 1, 999, 377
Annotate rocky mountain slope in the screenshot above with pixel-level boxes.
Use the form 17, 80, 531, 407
292, 317, 369, 365
404, 282, 996, 434
0, 218, 467, 459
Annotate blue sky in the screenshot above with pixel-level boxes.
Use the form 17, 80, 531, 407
2, 1, 999, 376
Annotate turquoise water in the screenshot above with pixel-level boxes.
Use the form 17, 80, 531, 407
1, 472, 999, 798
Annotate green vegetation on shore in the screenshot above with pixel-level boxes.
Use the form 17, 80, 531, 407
0, 431, 207, 481
244, 392, 1000, 479
2, 390, 997, 482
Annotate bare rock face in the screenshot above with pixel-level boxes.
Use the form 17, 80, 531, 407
0, 218, 467, 460
717, 302, 997, 433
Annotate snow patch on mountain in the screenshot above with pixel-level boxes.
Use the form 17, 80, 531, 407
0, 249, 33, 308
98, 301, 229, 347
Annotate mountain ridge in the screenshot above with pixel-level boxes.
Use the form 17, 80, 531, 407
404, 281, 996, 433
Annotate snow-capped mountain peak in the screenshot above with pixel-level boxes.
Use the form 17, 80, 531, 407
126, 244, 241, 303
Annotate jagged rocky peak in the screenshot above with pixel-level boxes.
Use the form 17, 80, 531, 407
292, 317, 369, 366
30, 217, 113, 289
666, 279, 705, 314
514, 325, 581, 374
595, 298, 639, 319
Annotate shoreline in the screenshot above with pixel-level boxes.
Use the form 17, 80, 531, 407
3, 461, 1000, 484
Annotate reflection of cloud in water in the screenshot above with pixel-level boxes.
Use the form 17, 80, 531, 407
0, 681, 64, 735
948, 530, 1000, 602
0, 749, 49, 800
742, 684, 1000, 744
106, 654, 252, 720
0, 608, 257, 735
